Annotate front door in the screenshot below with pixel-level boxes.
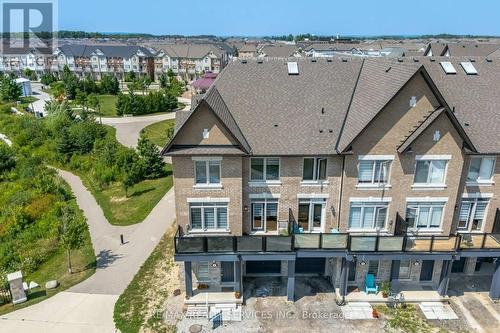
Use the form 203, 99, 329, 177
348, 260, 357, 282
419, 260, 434, 281
298, 199, 325, 232
221, 261, 234, 283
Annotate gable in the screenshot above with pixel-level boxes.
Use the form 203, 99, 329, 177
350, 71, 441, 153
169, 104, 240, 146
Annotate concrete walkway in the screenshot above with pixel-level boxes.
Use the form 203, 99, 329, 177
31, 83, 52, 116
0, 169, 176, 332
100, 96, 189, 148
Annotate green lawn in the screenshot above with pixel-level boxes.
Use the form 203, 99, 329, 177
114, 225, 176, 333
80, 164, 173, 226
0, 201, 96, 316
96, 94, 118, 117
141, 119, 175, 147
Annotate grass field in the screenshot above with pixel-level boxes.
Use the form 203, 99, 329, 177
0, 201, 96, 316
96, 94, 118, 117
141, 119, 175, 147
80, 164, 173, 226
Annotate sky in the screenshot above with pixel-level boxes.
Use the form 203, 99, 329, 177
57, 0, 500, 36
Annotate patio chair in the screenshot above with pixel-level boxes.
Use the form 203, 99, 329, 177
292, 224, 304, 234
365, 274, 378, 294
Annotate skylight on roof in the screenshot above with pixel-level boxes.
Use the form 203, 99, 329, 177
460, 61, 478, 75
440, 61, 457, 74
287, 61, 298, 75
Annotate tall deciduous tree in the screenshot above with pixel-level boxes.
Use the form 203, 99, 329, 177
0, 75, 22, 102
58, 205, 87, 274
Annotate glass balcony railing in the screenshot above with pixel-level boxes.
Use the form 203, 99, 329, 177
174, 227, 500, 255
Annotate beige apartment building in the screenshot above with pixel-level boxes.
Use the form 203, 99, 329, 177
163, 57, 500, 305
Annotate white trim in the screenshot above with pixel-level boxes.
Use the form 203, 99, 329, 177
188, 229, 231, 235
193, 184, 223, 190
187, 197, 230, 203
415, 154, 452, 160
192, 156, 222, 161
249, 157, 281, 182
356, 184, 392, 190
461, 192, 493, 199
349, 197, 392, 203
358, 155, 395, 160
411, 184, 447, 190
248, 180, 282, 187
297, 193, 329, 199
405, 197, 448, 202
465, 180, 495, 187
249, 193, 281, 199
300, 180, 329, 186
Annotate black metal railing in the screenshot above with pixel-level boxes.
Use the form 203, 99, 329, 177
174, 226, 500, 255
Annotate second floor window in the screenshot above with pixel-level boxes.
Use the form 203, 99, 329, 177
190, 202, 228, 231
303, 157, 327, 181
458, 198, 488, 231
348, 201, 388, 230
358, 160, 391, 184
195, 160, 221, 185
406, 202, 445, 229
250, 157, 279, 181
414, 160, 447, 184
467, 157, 495, 183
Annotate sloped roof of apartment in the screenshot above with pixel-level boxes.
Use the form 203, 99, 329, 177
158, 44, 222, 59
209, 58, 364, 155
444, 42, 500, 57
259, 45, 299, 58
420, 56, 500, 153
424, 42, 447, 56
57, 44, 154, 57
166, 56, 500, 155
305, 43, 362, 52
238, 44, 258, 53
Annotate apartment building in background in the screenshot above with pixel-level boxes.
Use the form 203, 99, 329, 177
163, 57, 500, 305
154, 44, 233, 81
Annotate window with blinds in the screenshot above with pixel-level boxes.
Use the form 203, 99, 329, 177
358, 160, 391, 184
251, 199, 278, 232
458, 198, 489, 231
348, 202, 388, 230
189, 202, 228, 231
406, 202, 445, 229
414, 160, 447, 184
467, 157, 495, 183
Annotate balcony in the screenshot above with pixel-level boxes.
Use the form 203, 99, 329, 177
175, 227, 500, 255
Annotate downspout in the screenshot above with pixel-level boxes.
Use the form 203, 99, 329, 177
336, 154, 345, 230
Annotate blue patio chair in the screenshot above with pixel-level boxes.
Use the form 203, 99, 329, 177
365, 273, 379, 294
293, 224, 304, 234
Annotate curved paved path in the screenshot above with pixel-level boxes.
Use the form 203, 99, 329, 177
0, 169, 176, 332
100, 97, 189, 148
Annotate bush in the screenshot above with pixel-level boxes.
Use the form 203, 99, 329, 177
116, 91, 177, 116
100, 75, 120, 95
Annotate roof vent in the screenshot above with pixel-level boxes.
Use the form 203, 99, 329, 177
257, 58, 263, 64
287, 61, 299, 75
486, 58, 492, 62
321, 107, 325, 114
385, 66, 392, 73
241, 59, 247, 64
412, 57, 419, 62
440, 61, 457, 74
341, 58, 348, 62
311, 58, 317, 63
460, 61, 478, 75
326, 58, 332, 63
397, 58, 403, 62
319, 129, 323, 133
469, 58, 476, 63
430, 57, 435, 62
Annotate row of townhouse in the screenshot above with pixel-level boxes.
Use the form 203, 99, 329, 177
163, 56, 500, 305
0, 43, 234, 82
154, 44, 232, 81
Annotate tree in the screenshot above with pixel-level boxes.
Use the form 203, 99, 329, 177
87, 93, 101, 122
124, 71, 136, 82
137, 135, 165, 179
75, 89, 88, 110
81, 74, 98, 94
159, 73, 168, 89
50, 81, 65, 101
100, 74, 119, 94
0, 75, 22, 102
0, 144, 16, 175
123, 159, 144, 196
58, 205, 88, 274
41, 73, 57, 86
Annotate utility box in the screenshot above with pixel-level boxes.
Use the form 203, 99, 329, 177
7, 271, 27, 305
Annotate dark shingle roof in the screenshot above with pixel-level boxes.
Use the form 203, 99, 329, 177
444, 43, 500, 57
259, 45, 299, 58
336, 59, 421, 152
397, 107, 446, 153
57, 44, 154, 58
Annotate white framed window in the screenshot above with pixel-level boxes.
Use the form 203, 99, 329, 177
250, 157, 280, 182
368, 260, 379, 277
405, 202, 445, 230
358, 160, 391, 184
348, 201, 388, 230
189, 202, 228, 231
297, 198, 326, 232
194, 160, 221, 186
196, 261, 210, 282
303, 157, 327, 181
251, 199, 278, 232
467, 156, 495, 184
413, 157, 448, 187
458, 198, 489, 232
